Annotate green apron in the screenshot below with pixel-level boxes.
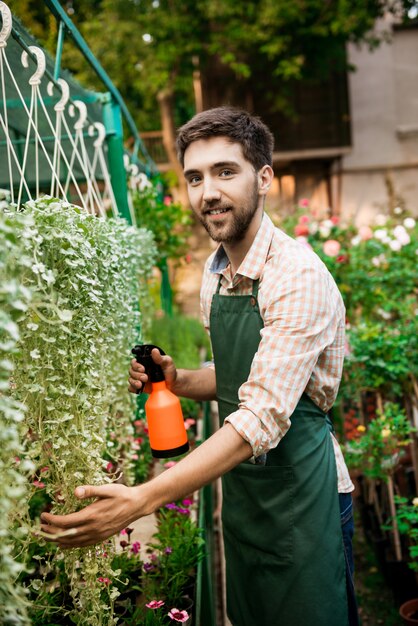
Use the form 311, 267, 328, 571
210, 277, 349, 626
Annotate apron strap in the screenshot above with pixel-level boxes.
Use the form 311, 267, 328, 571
216, 276, 260, 297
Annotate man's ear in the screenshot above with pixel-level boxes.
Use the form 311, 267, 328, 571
258, 165, 274, 196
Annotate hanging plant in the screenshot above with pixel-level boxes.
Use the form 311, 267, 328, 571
4, 196, 156, 625
0, 193, 34, 625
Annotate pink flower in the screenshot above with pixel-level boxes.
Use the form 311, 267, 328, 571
294, 223, 309, 237
358, 225, 373, 241
106, 462, 114, 473
97, 577, 111, 585
323, 239, 341, 257
164, 461, 177, 469
298, 214, 310, 224
33, 480, 45, 488
120, 528, 127, 535
40, 466, 49, 473
182, 498, 193, 506
164, 196, 172, 206
146, 600, 165, 610
330, 215, 340, 225
131, 454, 139, 460
185, 253, 192, 264
184, 418, 196, 430
299, 198, 310, 207
131, 541, 141, 554
168, 608, 189, 622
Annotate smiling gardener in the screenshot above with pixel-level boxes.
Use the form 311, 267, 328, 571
41, 107, 359, 626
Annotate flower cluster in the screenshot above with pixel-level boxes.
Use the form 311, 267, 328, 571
279, 201, 417, 405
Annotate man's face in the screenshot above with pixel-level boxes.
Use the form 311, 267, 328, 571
183, 137, 261, 244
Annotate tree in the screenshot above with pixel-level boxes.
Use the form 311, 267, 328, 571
11, 0, 417, 196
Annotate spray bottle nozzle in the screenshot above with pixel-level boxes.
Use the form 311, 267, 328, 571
132, 344, 166, 383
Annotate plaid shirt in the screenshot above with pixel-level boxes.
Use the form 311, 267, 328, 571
200, 213, 354, 493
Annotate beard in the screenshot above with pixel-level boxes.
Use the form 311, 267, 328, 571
197, 179, 259, 244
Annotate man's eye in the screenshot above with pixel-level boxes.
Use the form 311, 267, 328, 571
188, 176, 201, 185
220, 170, 233, 177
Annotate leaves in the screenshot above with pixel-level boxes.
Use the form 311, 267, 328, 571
2, 196, 156, 625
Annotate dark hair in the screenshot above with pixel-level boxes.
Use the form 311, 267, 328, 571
176, 106, 274, 170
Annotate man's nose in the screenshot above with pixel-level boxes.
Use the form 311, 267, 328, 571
202, 178, 221, 203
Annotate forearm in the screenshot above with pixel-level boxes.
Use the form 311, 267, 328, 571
174, 366, 217, 401
132, 423, 252, 517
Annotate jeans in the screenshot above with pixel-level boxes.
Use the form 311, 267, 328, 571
339, 493, 360, 626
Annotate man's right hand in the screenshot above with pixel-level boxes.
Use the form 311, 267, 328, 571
128, 347, 178, 395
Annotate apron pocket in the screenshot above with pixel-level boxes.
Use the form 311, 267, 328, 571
222, 463, 294, 566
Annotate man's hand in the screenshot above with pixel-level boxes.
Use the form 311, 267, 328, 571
40, 484, 143, 548
128, 347, 178, 395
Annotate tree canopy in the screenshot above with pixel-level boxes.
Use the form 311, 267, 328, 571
11, 0, 417, 129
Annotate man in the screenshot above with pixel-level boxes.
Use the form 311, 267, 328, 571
41, 107, 358, 626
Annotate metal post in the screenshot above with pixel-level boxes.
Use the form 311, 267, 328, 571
101, 92, 131, 223
54, 19, 66, 80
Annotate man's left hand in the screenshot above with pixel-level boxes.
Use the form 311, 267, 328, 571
40, 483, 141, 548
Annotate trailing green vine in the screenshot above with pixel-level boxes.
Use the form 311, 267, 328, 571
3, 196, 156, 625
0, 193, 33, 625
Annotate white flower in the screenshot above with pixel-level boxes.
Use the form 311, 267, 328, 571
375, 214, 388, 226
31, 262, 46, 274
393, 225, 410, 246
137, 173, 152, 191
377, 308, 392, 320
309, 222, 318, 235
319, 225, 331, 238
30, 349, 41, 359
322, 219, 334, 229
389, 239, 401, 251
403, 217, 416, 230
413, 497, 418, 507
371, 253, 386, 267
351, 235, 361, 246
374, 228, 387, 240
394, 206, 403, 214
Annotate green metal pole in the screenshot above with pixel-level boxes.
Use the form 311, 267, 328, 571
101, 92, 131, 223
53, 19, 65, 80
159, 259, 173, 316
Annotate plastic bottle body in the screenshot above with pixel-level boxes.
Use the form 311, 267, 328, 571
145, 381, 189, 458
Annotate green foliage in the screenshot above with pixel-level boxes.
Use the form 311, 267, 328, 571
279, 204, 417, 401
343, 403, 415, 480
13, 0, 416, 131
132, 176, 192, 265
0, 193, 32, 625
3, 196, 156, 625
392, 496, 418, 571
143, 500, 205, 608
148, 314, 210, 370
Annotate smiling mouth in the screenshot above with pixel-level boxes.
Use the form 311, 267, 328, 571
205, 207, 230, 216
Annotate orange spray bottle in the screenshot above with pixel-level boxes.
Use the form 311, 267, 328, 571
132, 344, 189, 458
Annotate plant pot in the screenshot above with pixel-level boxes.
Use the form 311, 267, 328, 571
383, 551, 418, 606
399, 598, 418, 625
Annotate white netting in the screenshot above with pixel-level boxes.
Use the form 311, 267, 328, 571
0, 1, 122, 216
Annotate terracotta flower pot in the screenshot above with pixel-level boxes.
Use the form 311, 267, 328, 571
400, 598, 418, 625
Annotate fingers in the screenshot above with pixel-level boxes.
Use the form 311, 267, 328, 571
129, 358, 148, 393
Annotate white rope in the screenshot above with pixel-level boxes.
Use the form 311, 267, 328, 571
0, 2, 125, 220
3, 50, 70, 204
89, 122, 118, 219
